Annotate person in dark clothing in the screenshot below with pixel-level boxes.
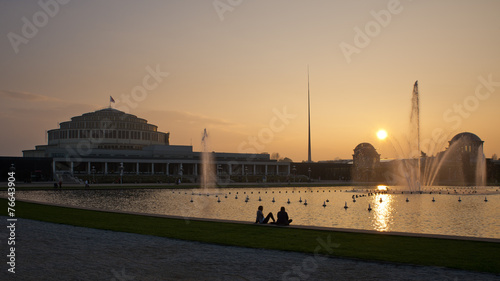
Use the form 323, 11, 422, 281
255, 206, 275, 224
276, 206, 293, 226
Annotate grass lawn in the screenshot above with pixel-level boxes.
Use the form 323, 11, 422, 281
2, 198, 499, 274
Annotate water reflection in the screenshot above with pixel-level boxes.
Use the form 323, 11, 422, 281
14, 186, 500, 239
372, 194, 393, 232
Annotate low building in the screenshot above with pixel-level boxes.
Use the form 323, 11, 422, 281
23, 108, 290, 183
352, 143, 381, 182
433, 132, 487, 184
0, 157, 53, 182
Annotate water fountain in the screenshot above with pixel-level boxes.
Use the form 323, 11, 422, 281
201, 128, 216, 191
387, 81, 487, 190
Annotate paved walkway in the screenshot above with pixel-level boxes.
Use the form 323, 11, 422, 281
1, 217, 498, 281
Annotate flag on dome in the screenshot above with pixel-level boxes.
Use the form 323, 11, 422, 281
110, 96, 115, 103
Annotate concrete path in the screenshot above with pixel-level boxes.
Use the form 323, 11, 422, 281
1, 217, 498, 281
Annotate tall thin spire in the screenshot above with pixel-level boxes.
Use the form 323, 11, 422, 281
307, 66, 312, 163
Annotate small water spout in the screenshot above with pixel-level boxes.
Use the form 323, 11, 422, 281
201, 128, 216, 191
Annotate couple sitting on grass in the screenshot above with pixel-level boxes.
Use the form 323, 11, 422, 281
255, 206, 293, 226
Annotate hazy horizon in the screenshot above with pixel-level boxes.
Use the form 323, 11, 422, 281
1, 0, 499, 161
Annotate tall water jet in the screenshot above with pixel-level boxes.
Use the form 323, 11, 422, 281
388, 82, 488, 189
201, 128, 216, 190
409, 80, 421, 191
387, 81, 424, 191
475, 143, 487, 186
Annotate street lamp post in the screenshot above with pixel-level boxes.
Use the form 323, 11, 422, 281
217, 164, 222, 183
119, 162, 124, 184
9, 164, 16, 173
178, 164, 183, 184
292, 165, 296, 182
91, 166, 96, 183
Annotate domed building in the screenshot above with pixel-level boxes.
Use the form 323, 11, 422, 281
439, 132, 486, 184
352, 143, 380, 182
47, 108, 170, 150
448, 132, 484, 156
23, 108, 290, 183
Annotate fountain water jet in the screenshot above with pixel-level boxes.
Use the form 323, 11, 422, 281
201, 128, 216, 191
387, 81, 423, 191
388, 82, 487, 190
475, 143, 487, 186
409, 80, 421, 191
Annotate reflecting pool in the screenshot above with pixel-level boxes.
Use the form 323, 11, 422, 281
16, 185, 500, 239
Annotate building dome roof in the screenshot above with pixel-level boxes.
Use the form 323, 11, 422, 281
353, 143, 380, 157
450, 132, 483, 144
354, 142, 376, 152
46, 107, 170, 148
71, 108, 146, 124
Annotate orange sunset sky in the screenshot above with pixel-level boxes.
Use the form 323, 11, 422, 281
1, 0, 499, 162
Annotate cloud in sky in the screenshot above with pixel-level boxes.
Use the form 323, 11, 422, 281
0, 90, 96, 156
0, 90, 61, 102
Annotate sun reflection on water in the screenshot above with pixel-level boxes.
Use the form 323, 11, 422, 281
377, 185, 388, 191
372, 194, 393, 232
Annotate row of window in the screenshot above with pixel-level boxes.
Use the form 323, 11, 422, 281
460, 145, 476, 153
48, 129, 169, 143
60, 121, 157, 131
97, 145, 142, 150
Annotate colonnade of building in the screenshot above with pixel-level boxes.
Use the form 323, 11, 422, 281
53, 159, 291, 177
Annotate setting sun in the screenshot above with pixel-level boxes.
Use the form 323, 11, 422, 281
377, 130, 388, 140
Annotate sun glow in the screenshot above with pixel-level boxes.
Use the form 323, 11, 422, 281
377, 185, 388, 191
377, 129, 388, 140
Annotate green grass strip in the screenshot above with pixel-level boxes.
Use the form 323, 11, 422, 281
2, 198, 499, 274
